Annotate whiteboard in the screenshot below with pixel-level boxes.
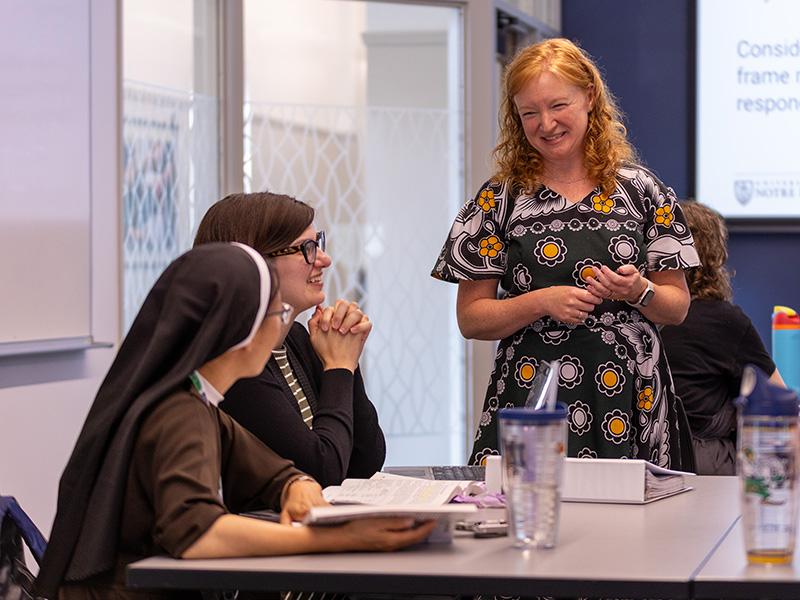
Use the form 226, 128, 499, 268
0, 0, 92, 345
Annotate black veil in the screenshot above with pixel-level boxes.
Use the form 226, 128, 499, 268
36, 242, 272, 596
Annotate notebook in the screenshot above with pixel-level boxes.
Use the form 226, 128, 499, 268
561, 458, 695, 504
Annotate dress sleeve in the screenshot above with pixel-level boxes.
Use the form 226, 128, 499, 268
137, 395, 228, 557
217, 412, 304, 514
636, 168, 701, 272
431, 180, 510, 283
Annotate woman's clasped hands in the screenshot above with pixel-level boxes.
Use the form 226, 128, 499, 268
585, 264, 646, 305
540, 285, 602, 325
541, 264, 646, 325
308, 299, 372, 372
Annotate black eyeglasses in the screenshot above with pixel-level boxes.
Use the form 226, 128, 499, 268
266, 231, 326, 265
265, 302, 294, 325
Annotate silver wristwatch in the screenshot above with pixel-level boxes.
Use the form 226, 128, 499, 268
628, 279, 655, 308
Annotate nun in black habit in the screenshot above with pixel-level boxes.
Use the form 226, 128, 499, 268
35, 243, 434, 600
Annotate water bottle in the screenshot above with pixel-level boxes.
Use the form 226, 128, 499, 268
737, 365, 800, 565
498, 404, 567, 549
772, 305, 800, 394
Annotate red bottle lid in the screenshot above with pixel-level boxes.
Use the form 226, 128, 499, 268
773, 306, 800, 329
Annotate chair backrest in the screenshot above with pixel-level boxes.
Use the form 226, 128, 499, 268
0, 496, 47, 600
674, 397, 697, 473
0, 497, 46, 565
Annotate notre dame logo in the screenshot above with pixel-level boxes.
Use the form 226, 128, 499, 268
734, 180, 754, 205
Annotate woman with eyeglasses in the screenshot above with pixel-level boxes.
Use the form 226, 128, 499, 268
37, 243, 433, 599
194, 192, 385, 488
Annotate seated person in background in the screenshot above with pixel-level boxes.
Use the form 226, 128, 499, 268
194, 192, 385, 488
661, 201, 784, 475
35, 243, 434, 600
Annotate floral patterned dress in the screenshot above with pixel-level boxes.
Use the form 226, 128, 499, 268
432, 165, 700, 468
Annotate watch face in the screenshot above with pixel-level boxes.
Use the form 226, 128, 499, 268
639, 288, 655, 307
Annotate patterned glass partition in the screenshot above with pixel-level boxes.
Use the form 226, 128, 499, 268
244, 1, 467, 464
122, 82, 219, 330
122, 0, 219, 331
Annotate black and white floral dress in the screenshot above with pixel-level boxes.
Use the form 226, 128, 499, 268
432, 165, 700, 468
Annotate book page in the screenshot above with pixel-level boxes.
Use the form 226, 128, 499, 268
645, 462, 696, 477
304, 504, 478, 542
324, 474, 463, 506
305, 504, 477, 524
644, 470, 688, 498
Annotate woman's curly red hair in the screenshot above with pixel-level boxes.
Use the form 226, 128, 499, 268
493, 38, 637, 196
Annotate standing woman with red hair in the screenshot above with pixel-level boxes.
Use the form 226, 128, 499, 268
432, 38, 700, 468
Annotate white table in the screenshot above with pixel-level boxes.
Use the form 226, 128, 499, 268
128, 477, 739, 598
693, 516, 800, 599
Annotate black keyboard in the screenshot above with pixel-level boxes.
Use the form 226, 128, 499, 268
431, 465, 486, 481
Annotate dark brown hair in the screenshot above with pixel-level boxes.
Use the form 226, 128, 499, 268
194, 192, 315, 257
680, 201, 732, 302
265, 260, 280, 305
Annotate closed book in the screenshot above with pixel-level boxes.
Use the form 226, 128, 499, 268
561, 458, 695, 504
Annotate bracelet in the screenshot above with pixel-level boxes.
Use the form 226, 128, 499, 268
280, 475, 316, 506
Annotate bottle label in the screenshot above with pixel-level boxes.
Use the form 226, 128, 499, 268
740, 424, 798, 555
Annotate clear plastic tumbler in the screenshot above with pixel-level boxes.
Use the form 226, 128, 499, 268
738, 365, 800, 565
499, 405, 567, 549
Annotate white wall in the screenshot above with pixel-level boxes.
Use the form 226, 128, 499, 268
123, 0, 195, 91
0, 0, 120, 540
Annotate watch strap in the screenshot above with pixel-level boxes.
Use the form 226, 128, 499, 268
628, 279, 654, 308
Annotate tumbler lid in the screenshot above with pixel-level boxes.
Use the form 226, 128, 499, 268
737, 364, 799, 417
773, 305, 800, 328
499, 403, 567, 422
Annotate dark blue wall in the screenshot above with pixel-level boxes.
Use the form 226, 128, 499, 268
562, 0, 800, 345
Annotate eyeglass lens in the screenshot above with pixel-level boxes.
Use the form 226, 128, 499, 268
268, 303, 293, 324
300, 231, 326, 265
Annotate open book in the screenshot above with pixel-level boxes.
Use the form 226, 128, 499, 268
303, 473, 478, 526
323, 472, 482, 505
561, 458, 695, 504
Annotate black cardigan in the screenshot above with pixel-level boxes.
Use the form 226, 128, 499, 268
221, 322, 386, 487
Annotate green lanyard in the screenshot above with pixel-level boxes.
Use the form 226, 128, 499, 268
188, 371, 207, 402
190, 370, 223, 501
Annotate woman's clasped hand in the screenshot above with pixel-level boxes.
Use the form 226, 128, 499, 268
537, 285, 601, 325
536, 264, 646, 325
308, 299, 372, 373
584, 264, 646, 304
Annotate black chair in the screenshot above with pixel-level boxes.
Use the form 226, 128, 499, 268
675, 396, 697, 473
0, 496, 47, 600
